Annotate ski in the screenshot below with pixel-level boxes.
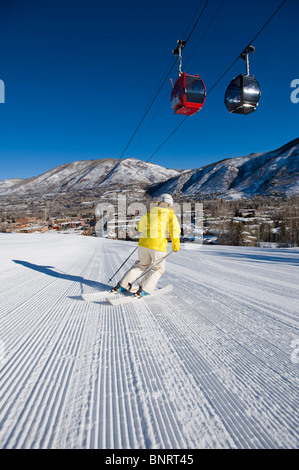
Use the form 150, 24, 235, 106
108, 284, 173, 306
81, 288, 137, 302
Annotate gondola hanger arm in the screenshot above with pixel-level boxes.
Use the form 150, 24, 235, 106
240, 44, 255, 76
173, 39, 186, 76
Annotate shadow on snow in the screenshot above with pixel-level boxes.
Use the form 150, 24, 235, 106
12, 260, 111, 295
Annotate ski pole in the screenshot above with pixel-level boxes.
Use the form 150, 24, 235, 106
132, 250, 173, 285
108, 246, 138, 283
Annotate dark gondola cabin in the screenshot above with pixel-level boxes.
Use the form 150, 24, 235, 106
225, 44, 261, 115
171, 72, 206, 116
224, 74, 261, 115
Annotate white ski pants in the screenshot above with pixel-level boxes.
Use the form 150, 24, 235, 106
119, 246, 166, 294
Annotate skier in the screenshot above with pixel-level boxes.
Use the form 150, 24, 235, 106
111, 194, 180, 298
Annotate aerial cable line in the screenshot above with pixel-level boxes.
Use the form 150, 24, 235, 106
182, 0, 207, 40
117, 1, 211, 187
122, 117, 189, 189
131, 1, 223, 155
145, 117, 188, 164
208, 0, 288, 95
131, 0, 217, 154
119, 0, 288, 193
249, 0, 288, 45
140, 0, 288, 168
118, 57, 177, 160
98, 1, 209, 186
98, 55, 176, 185
184, 0, 224, 69
184, 0, 210, 45
118, 0, 210, 162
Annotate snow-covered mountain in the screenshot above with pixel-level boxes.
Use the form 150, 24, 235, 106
0, 158, 182, 197
0, 137, 298, 201
0, 178, 24, 191
149, 137, 299, 200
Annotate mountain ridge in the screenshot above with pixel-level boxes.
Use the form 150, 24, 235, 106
0, 137, 298, 201
149, 137, 299, 200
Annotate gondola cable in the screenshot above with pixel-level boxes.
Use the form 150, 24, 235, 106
147, 0, 288, 163
208, 0, 288, 95
98, 2, 210, 187
118, 0, 210, 162
131, 0, 223, 153
109, 0, 288, 190
184, 0, 224, 70
118, 57, 177, 161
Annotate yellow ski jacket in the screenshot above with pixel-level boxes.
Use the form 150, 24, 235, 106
137, 206, 180, 252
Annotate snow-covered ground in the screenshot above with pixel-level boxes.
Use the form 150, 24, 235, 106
0, 232, 298, 449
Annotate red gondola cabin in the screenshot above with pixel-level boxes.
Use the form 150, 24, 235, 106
171, 72, 206, 116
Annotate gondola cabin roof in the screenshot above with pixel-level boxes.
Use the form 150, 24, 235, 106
171, 72, 206, 116
225, 74, 261, 115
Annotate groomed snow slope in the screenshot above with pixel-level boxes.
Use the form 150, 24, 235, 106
0, 233, 298, 449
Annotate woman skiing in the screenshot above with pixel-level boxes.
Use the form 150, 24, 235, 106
111, 194, 180, 298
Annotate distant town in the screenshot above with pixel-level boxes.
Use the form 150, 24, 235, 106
0, 216, 96, 236
1, 196, 298, 248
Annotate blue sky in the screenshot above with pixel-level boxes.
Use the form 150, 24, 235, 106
0, 0, 298, 179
